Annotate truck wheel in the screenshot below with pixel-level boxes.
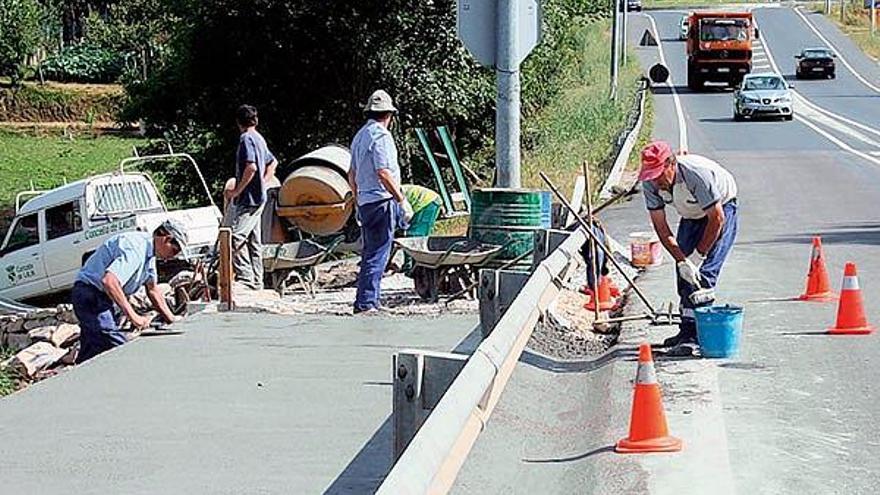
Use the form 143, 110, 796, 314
687, 65, 702, 91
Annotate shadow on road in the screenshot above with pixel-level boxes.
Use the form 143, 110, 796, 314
743, 223, 880, 246
521, 345, 639, 373
522, 445, 615, 464
324, 416, 393, 494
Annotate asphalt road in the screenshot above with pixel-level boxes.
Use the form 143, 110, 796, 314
628, 7, 880, 493
457, 6, 880, 494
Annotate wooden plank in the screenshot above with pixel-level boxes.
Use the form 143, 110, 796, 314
217, 228, 234, 310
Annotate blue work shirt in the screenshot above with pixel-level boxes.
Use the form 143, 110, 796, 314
75, 232, 158, 296
350, 120, 400, 206
236, 129, 276, 208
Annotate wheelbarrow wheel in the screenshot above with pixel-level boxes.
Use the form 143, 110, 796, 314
412, 266, 439, 302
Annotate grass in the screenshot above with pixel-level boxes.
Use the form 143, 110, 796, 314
0, 129, 145, 212
521, 19, 646, 200
814, 4, 880, 61
0, 347, 18, 397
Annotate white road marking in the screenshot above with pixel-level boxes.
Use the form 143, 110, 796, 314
644, 13, 689, 152
871, 151, 880, 157
756, 17, 880, 166
795, 95, 880, 139
791, 7, 880, 94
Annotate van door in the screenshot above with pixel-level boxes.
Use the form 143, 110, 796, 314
43, 199, 87, 291
0, 212, 50, 300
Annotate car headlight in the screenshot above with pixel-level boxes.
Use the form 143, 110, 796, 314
743, 97, 760, 104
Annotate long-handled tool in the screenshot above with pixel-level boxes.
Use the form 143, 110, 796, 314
540, 171, 663, 320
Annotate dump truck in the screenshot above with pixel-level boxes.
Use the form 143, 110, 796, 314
686, 12, 758, 90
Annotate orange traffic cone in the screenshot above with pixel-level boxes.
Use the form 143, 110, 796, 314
616, 343, 682, 453
799, 236, 837, 302
584, 276, 618, 311
828, 262, 874, 335
580, 278, 621, 298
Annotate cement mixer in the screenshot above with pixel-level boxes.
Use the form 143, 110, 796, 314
263, 144, 358, 244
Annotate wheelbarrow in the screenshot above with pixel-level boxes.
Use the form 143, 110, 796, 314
262, 235, 344, 297
394, 236, 502, 302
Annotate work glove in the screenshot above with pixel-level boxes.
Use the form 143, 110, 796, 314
401, 198, 415, 223
687, 250, 706, 269
677, 260, 702, 288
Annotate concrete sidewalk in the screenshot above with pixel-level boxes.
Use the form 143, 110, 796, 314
0, 311, 478, 494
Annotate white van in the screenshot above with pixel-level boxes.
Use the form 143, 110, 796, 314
0, 153, 221, 301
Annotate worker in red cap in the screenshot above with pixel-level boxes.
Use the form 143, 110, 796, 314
639, 140, 738, 356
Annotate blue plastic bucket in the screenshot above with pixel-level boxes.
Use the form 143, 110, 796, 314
695, 305, 744, 358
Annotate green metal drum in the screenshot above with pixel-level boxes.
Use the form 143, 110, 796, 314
469, 188, 549, 271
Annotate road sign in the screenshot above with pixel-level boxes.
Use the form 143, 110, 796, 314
457, 0, 542, 68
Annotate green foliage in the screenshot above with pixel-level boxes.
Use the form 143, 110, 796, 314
124, 0, 611, 205
0, 129, 144, 209
0, 346, 16, 397
0, 83, 123, 122
40, 43, 130, 83
0, 0, 43, 85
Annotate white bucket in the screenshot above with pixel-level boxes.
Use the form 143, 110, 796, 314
630, 231, 662, 267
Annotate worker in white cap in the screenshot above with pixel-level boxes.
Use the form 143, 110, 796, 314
348, 89, 413, 314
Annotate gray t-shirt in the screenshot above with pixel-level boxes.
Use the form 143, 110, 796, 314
236, 129, 276, 208
642, 154, 737, 219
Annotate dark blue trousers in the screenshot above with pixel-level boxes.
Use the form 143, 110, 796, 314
676, 200, 738, 337
72, 282, 127, 363
355, 199, 395, 311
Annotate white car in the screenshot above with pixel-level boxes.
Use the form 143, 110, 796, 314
733, 73, 794, 121
680, 15, 690, 40
0, 154, 221, 302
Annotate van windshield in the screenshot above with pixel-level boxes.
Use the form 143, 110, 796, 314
700, 19, 748, 42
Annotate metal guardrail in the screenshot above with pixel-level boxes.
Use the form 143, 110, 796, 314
599, 78, 649, 200
377, 228, 586, 494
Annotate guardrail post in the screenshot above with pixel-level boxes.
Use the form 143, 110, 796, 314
532, 229, 573, 269
393, 350, 467, 461
479, 269, 530, 338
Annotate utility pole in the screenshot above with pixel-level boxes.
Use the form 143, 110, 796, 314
824, 0, 831, 15
496, 0, 521, 188
621, 0, 628, 67
840, 0, 845, 23
872, 0, 876, 38
610, 0, 620, 100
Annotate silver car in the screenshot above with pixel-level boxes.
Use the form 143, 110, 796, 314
733, 73, 794, 121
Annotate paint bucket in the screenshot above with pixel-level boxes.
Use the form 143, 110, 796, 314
695, 305, 744, 358
629, 232, 662, 267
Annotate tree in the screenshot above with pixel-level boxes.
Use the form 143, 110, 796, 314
0, 0, 44, 85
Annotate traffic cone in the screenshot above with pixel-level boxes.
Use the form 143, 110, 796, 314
799, 236, 837, 302
828, 262, 874, 335
580, 278, 621, 298
584, 276, 618, 311
616, 343, 682, 454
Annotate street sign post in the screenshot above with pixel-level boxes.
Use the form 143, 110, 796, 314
458, 0, 542, 188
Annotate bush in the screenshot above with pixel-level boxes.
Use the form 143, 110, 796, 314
41, 43, 131, 83
124, 0, 611, 206
0, 0, 43, 85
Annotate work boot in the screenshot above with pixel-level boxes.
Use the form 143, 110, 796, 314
666, 342, 700, 358
661, 329, 697, 348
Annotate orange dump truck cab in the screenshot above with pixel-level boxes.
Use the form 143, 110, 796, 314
686, 12, 757, 90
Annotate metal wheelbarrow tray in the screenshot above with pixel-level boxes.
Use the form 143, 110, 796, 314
262, 236, 343, 296
394, 236, 502, 302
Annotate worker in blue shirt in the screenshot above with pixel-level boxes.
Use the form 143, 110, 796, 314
348, 90, 413, 314
72, 220, 188, 363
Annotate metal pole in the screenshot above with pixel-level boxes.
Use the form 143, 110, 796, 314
540, 171, 658, 315
496, 0, 522, 188
871, 1, 876, 37
610, 0, 620, 99
621, 0, 628, 66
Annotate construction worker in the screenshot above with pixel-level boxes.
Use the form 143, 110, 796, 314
401, 184, 442, 237
223, 104, 278, 290
638, 141, 738, 356
349, 89, 413, 314
398, 184, 443, 274
72, 220, 188, 363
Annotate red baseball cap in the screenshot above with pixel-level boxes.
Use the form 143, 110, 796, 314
639, 141, 673, 181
